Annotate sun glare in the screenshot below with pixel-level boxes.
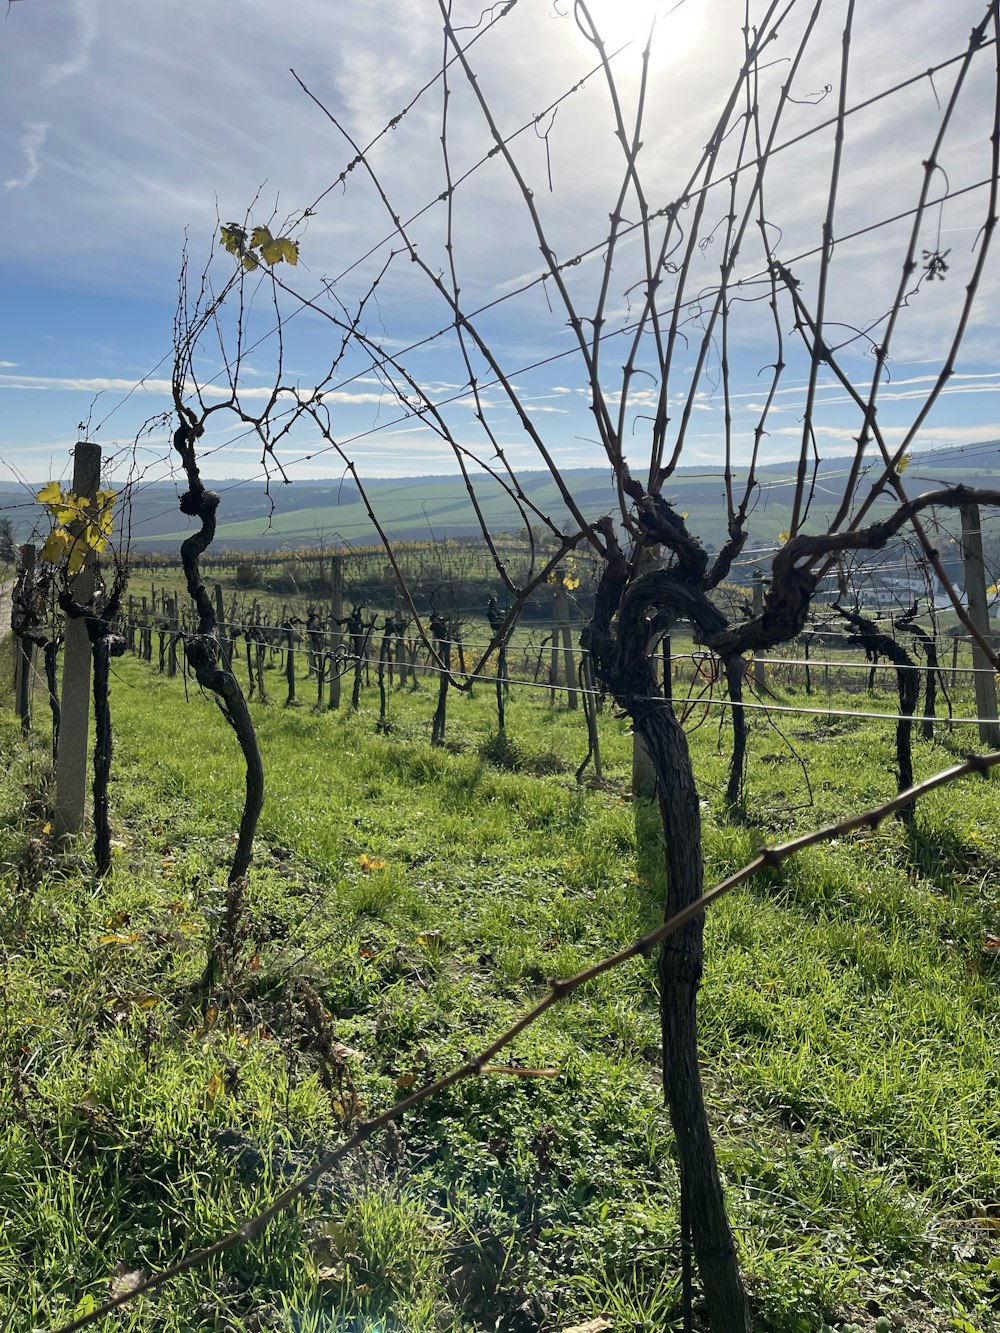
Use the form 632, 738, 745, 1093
567, 0, 706, 71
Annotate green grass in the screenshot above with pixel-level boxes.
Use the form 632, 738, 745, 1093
1, 647, 999, 1332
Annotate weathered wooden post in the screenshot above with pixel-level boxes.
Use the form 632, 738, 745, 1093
752, 570, 766, 689
580, 650, 603, 781
960, 502, 1000, 747
284, 620, 296, 705
55, 442, 100, 836
214, 584, 232, 670
554, 577, 578, 710
328, 554, 344, 710
14, 544, 36, 735
632, 550, 659, 799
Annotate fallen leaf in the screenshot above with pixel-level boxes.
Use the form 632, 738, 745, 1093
331, 1042, 364, 1062
196, 1005, 219, 1038
315, 1261, 347, 1284
358, 853, 386, 873
205, 1069, 223, 1109
561, 1318, 613, 1333
97, 932, 140, 947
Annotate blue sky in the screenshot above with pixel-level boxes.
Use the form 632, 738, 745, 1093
2, 0, 1000, 501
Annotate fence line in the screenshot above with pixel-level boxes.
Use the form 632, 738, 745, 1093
111, 625, 1000, 730
122, 616, 1000, 676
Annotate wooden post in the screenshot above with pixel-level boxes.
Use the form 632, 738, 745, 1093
554, 578, 578, 710
284, 622, 296, 705
581, 651, 602, 781
328, 555, 344, 710
14, 544, 35, 735
632, 548, 659, 799
960, 502, 1000, 747
55, 441, 100, 836
214, 584, 231, 669
752, 570, 766, 689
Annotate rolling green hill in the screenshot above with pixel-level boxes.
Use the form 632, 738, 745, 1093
2, 441, 998, 556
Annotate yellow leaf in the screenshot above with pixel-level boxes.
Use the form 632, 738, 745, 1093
258, 232, 299, 266
241, 253, 259, 272
97, 931, 140, 946
40, 530, 70, 565
36, 480, 63, 506
42, 821, 52, 834
276, 236, 299, 265
205, 1068, 223, 1109
67, 543, 88, 576
250, 225, 273, 250
358, 853, 386, 873
52, 501, 81, 526
220, 223, 247, 255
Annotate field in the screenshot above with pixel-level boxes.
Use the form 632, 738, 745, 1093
2, 631, 1000, 1333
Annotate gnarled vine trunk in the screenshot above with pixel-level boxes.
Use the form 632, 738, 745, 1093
173, 421, 264, 887
634, 690, 752, 1333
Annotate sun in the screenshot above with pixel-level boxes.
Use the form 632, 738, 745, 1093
567, 0, 706, 71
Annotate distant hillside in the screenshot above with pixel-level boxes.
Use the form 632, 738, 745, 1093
2, 441, 998, 556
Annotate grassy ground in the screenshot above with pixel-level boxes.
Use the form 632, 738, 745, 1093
1, 646, 999, 1333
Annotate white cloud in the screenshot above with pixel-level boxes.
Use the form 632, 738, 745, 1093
4, 122, 48, 190
42, 0, 99, 86
0, 371, 398, 406
2, 0, 998, 483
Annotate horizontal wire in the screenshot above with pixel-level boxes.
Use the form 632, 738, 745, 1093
113, 637, 1000, 729
92, 40, 996, 512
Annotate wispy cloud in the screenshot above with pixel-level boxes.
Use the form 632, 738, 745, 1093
4, 122, 48, 190
0, 371, 397, 406
42, 0, 98, 86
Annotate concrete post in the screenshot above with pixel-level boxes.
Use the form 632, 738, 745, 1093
55, 441, 101, 836
960, 502, 1000, 747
